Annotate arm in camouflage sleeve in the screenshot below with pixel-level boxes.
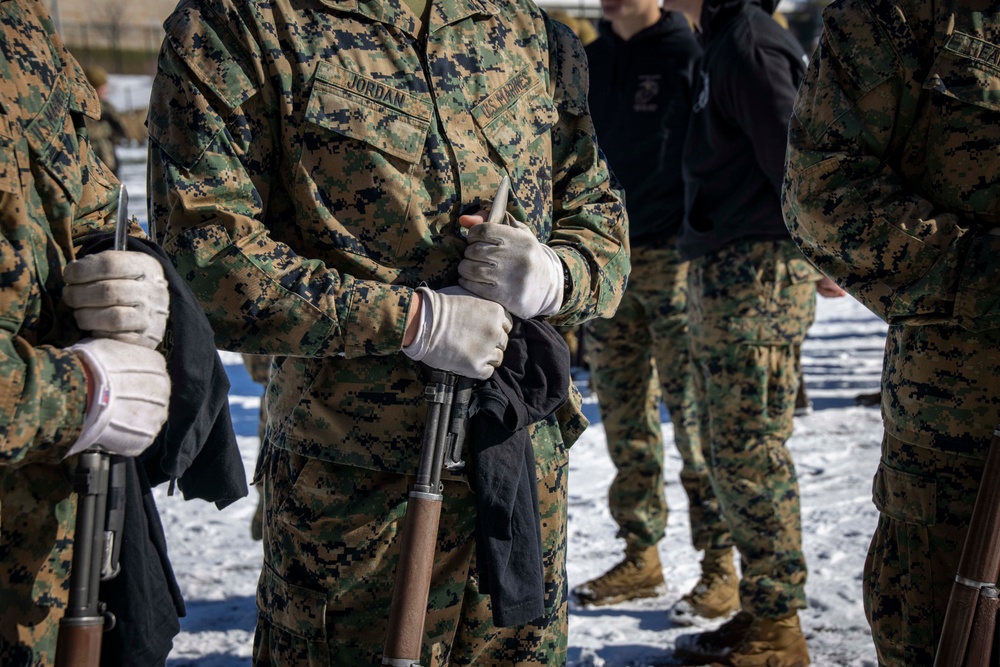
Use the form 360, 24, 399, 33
148, 2, 411, 359
0, 191, 90, 467
0, 40, 121, 466
783, 0, 996, 329
544, 17, 630, 327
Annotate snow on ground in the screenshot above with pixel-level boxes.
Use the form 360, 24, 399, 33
151, 292, 887, 667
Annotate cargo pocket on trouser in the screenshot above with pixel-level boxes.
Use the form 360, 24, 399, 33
865, 445, 939, 667
255, 563, 330, 666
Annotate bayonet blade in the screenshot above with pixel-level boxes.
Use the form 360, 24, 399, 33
486, 176, 510, 226
114, 184, 129, 252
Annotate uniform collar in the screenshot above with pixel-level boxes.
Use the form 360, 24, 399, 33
317, 0, 499, 38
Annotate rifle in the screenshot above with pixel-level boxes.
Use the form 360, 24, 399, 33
55, 185, 130, 667
934, 424, 1000, 667
382, 370, 474, 666
382, 175, 507, 665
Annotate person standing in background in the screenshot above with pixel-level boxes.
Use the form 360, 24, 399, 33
572, 0, 740, 628
83, 65, 127, 177
667, 0, 820, 664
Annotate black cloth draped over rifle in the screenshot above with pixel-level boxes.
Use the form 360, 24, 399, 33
77, 233, 248, 666
467, 317, 570, 627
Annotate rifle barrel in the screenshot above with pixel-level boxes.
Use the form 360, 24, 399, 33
382, 370, 463, 666
55, 451, 110, 667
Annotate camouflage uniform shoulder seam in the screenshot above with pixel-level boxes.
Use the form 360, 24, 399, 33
544, 13, 589, 116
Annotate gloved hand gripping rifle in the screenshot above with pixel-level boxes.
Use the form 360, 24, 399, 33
55, 185, 130, 667
381, 176, 509, 666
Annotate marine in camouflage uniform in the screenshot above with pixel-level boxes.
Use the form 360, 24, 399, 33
147, 0, 629, 662
0, 1, 121, 663
783, 1, 1000, 664
82, 66, 126, 177
671, 0, 821, 663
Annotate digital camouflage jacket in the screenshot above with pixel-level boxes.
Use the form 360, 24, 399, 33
149, 0, 629, 477
0, 0, 119, 659
784, 0, 1000, 454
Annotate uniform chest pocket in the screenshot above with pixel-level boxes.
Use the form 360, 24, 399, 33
472, 69, 558, 235
304, 63, 432, 163
472, 68, 557, 168
298, 63, 432, 263
921, 32, 1000, 215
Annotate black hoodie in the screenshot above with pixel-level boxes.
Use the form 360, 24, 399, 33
585, 11, 701, 247
678, 0, 807, 260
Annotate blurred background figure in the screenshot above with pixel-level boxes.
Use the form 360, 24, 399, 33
84, 65, 127, 176
669, 0, 821, 664
548, 8, 599, 46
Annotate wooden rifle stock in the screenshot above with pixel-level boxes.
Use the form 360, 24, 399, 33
934, 425, 1000, 667
382, 371, 473, 667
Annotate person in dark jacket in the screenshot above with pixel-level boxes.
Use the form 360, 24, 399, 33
572, 0, 740, 626
666, 0, 824, 664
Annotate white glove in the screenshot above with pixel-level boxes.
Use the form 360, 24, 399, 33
66, 338, 171, 458
403, 286, 513, 380
458, 215, 564, 319
63, 251, 170, 349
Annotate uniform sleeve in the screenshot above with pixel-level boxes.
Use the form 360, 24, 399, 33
543, 17, 630, 327
0, 189, 90, 467
782, 0, 995, 328
148, 0, 412, 358
0, 58, 120, 466
721, 41, 803, 196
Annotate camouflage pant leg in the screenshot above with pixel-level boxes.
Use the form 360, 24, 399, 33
253, 446, 567, 666
642, 247, 729, 553
864, 434, 981, 666
688, 239, 815, 618
584, 243, 724, 549
585, 284, 667, 548
0, 464, 75, 667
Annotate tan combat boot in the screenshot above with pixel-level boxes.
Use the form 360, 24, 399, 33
668, 548, 740, 626
675, 610, 755, 663
571, 543, 665, 606
718, 612, 811, 667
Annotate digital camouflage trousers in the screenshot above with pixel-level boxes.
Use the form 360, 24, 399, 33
584, 242, 730, 552
253, 445, 568, 666
688, 239, 817, 619
865, 433, 985, 666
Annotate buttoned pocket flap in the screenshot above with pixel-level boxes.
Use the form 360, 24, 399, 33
258, 564, 328, 641
871, 463, 936, 526
472, 68, 557, 165
306, 63, 431, 164
924, 32, 1000, 112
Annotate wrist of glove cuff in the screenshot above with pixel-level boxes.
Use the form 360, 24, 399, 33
402, 288, 434, 361
535, 244, 565, 318
65, 338, 171, 459
67, 342, 115, 457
